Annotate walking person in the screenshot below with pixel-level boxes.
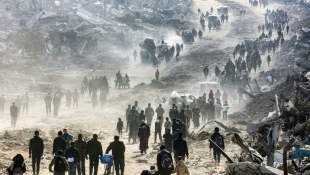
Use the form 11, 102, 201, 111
117, 118, 124, 137
210, 127, 225, 166
0, 94, 5, 117
99, 91, 106, 110
85, 134, 103, 175
130, 116, 140, 143
44, 93, 53, 116
72, 89, 80, 109
105, 136, 126, 175
22, 92, 29, 115
29, 130, 44, 175
222, 101, 229, 119
138, 123, 149, 155
173, 133, 189, 164
267, 55, 271, 66
53, 94, 60, 116
214, 99, 222, 118
75, 134, 87, 175
163, 129, 174, 153
157, 145, 174, 175
49, 150, 69, 175
15, 95, 22, 116
66, 90, 72, 109
7, 154, 27, 175
192, 104, 200, 128
154, 116, 163, 143
65, 142, 81, 175
156, 104, 165, 120
53, 131, 67, 155
145, 103, 155, 128
10, 102, 18, 128
164, 117, 172, 131
203, 65, 209, 80
199, 101, 208, 124
155, 69, 159, 81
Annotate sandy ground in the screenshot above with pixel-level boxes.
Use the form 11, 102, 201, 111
0, 0, 291, 174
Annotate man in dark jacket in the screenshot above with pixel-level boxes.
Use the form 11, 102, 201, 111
85, 134, 103, 175
130, 116, 140, 143
169, 104, 178, 121
145, 103, 155, 128
62, 129, 70, 149
44, 93, 53, 116
105, 136, 126, 175
65, 142, 81, 175
157, 145, 174, 175
172, 119, 180, 134
173, 133, 189, 164
163, 129, 173, 152
210, 127, 225, 165
10, 102, 18, 128
53, 131, 67, 155
75, 134, 87, 175
29, 131, 44, 175
203, 65, 209, 80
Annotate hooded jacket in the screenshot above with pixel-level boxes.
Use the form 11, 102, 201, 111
171, 160, 190, 175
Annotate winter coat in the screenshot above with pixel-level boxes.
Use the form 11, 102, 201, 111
171, 160, 190, 175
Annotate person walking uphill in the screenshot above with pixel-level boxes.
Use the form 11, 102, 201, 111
172, 157, 190, 175
74, 134, 87, 175
173, 133, 189, 164
49, 150, 69, 175
65, 142, 81, 175
145, 103, 155, 128
53, 131, 67, 156
105, 136, 126, 175
22, 92, 29, 115
85, 134, 103, 175
138, 123, 149, 155
10, 102, 18, 128
210, 127, 225, 166
157, 145, 174, 175
29, 131, 44, 175
7, 154, 27, 175
44, 93, 53, 116
156, 70, 159, 81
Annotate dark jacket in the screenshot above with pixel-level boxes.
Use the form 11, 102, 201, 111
53, 137, 67, 154
44, 95, 53, 105
140, 123, 150, 136
163, 133, 173, 151
7, 154, 26, 175
130, 119, 140, 131
29, 136, 44, 156
169, 108, 179, 119
210, 132, 225, 149
173, 138, 189, 156
74, 139, 87, 160
117, 121, 123, 129
65, 146, 81, 164
105, 140, 126, 160
157, 150, 173, 173
85, 139, 103, 159
62, 133, 70, 149
139, 113, 145, 123
10, 105, 18, 117
172, 122, 181, 134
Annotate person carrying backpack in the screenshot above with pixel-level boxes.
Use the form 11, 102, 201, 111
210, 127, 225, 166
49, 150, 69, 175
65, 142, 80, 175
7, 154, 26, 175
157, 145, 174, 175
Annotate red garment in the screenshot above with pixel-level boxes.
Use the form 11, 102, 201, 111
155, 71, 159, 77
209, 90, 214, 97
222, 92, 228, 102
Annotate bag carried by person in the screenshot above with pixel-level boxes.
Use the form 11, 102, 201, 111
161, 152, 173, 170
13, 167, 23, 175
215, 135, 224, 148
67, 155, 75, 166
54, 157, 66, 172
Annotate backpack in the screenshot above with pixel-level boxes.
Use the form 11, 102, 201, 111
54, 157, 66, 172
215, 135, 224, 148
161, 152, 173, 170
13, 167, 23, 175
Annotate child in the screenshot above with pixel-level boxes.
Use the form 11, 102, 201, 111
117, 118, 124, 137
171, 156, 190, 175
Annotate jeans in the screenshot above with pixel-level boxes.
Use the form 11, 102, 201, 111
69, 164, 77, 175
131, 130, 138, 143
223, 111, 228, 119
213, 150, 221, 163
11, 117, 17, 127
77, 159, 85, 175
23, 103, 28, 114
114, 159, 125, 175
174, 151, 185, 164
46, 104, 51, 116
155, 129, 162, 142
32, 154, 41, 175
89, 158, 99, 175
73, 100, 78, 109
